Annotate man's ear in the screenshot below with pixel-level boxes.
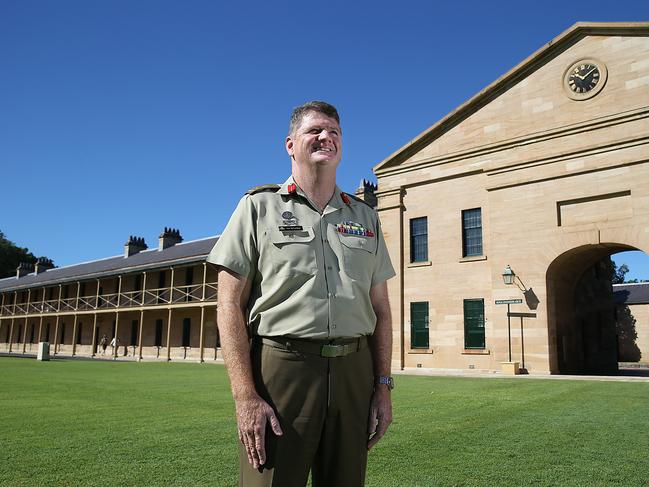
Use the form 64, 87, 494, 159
285, 136, 294, 158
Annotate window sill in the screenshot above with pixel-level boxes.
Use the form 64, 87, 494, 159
408, 349, 433, 354
407, 260, 432, 268
462, 349, 490, 355
459, 255, 487, 263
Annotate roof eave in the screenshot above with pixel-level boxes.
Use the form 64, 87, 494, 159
0, 254, 212, 293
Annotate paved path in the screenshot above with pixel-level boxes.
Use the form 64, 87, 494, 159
394, 366, 649, 382
3, 351, 648, 382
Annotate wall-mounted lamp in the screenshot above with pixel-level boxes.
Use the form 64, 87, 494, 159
502, 265, 516, 285
502, 265, 528, 292
502, 265, 539, 309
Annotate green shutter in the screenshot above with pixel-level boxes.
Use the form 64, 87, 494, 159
410, 302, 429, 349
464, 299, 485, 349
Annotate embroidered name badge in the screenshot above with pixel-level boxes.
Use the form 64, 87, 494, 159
336, 221, 374, 237
279, 210, 301, 231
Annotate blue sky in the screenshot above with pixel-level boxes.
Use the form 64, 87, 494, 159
1, 1, 648, 279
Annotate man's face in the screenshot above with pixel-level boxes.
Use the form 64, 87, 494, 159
286, 111, 342, 169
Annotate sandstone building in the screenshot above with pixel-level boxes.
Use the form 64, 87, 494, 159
2, 23, 649, 375
614, 282, 649, 363
0, 229, 220, 362
374, 22, 649, 374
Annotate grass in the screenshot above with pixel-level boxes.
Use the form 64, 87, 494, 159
1, 358, 648, 486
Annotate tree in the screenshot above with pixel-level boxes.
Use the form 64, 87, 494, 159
608, 258, 649, 284
0, 230, 53, 279
612, 262, 629, 284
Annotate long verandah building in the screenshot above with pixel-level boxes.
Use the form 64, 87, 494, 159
0, 229, 220, 362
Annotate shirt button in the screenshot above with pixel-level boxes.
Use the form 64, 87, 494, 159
332, 324, 337, 329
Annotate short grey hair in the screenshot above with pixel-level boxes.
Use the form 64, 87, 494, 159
288, 101, 340, 135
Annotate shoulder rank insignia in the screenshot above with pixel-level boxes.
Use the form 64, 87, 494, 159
346, 192, 374, 208
246, 184, 280, 195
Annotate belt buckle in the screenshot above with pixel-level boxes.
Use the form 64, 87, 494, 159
321, 344, 344, 358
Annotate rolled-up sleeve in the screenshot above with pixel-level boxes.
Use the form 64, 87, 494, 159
206, 196, 258, 281
371, 218, 396, 287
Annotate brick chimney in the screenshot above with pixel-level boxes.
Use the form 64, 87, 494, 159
16, 262, 34, 278
159, 227, 183, 250
124, 236, 148, 257
354, 178, 378, 208
35, 257, 55, 274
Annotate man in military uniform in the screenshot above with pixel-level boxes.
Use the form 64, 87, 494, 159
208, 101, 395, 486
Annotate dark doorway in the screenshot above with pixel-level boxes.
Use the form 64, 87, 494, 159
547, 244, 648, 374
130, 320, 138, 346
155, 319, 163, 347
182, 318, 191, 348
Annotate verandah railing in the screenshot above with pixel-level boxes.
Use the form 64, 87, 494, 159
0, 282, 218, 317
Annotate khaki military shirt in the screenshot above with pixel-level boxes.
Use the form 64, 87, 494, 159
207, 176, 395, 339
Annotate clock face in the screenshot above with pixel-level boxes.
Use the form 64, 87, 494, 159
568, 63, 600, 93
563, 59, 608, 100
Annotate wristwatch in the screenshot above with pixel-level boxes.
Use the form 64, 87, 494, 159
375, 375, 394, 390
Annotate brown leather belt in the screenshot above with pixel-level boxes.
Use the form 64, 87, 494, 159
255, 335, 368, 358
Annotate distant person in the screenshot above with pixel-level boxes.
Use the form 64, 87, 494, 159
110, 336, 120, 357
100, 334, 108, 355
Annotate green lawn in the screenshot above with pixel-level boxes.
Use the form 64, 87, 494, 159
1, 358, 647, 486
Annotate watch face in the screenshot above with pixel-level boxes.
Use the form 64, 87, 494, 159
563, 59, 607, 101
568, 63, 600, 93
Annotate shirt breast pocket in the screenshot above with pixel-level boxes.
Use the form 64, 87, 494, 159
337, 233, 377, 282
268, 227, 317, 277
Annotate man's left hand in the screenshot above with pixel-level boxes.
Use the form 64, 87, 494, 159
367, 386, 392, 450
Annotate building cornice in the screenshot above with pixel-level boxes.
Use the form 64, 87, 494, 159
378, 106, 649, 179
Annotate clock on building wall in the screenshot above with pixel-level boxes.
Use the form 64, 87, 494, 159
563, 59, 608, 100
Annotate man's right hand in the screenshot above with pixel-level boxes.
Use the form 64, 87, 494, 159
235, 394, 283, 469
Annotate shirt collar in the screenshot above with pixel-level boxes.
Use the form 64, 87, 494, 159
278, 175, 351, 214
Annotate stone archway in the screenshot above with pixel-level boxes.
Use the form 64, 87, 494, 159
546, 243, 645, 374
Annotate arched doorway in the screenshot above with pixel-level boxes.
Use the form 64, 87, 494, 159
546, 243, 647, 374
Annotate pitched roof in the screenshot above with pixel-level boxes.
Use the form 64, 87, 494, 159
0, 236, 218, 292
613, 283, 649, 305
374, 22, 649, 175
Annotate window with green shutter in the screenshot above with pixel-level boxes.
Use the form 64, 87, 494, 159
410, 302, 429, 349
464, 299, 485, 349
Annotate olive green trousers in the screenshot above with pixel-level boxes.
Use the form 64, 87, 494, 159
239, 339, 374, 487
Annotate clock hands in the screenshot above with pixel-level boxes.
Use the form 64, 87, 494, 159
572, 65, 597, 80
583, 67, 598, 80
